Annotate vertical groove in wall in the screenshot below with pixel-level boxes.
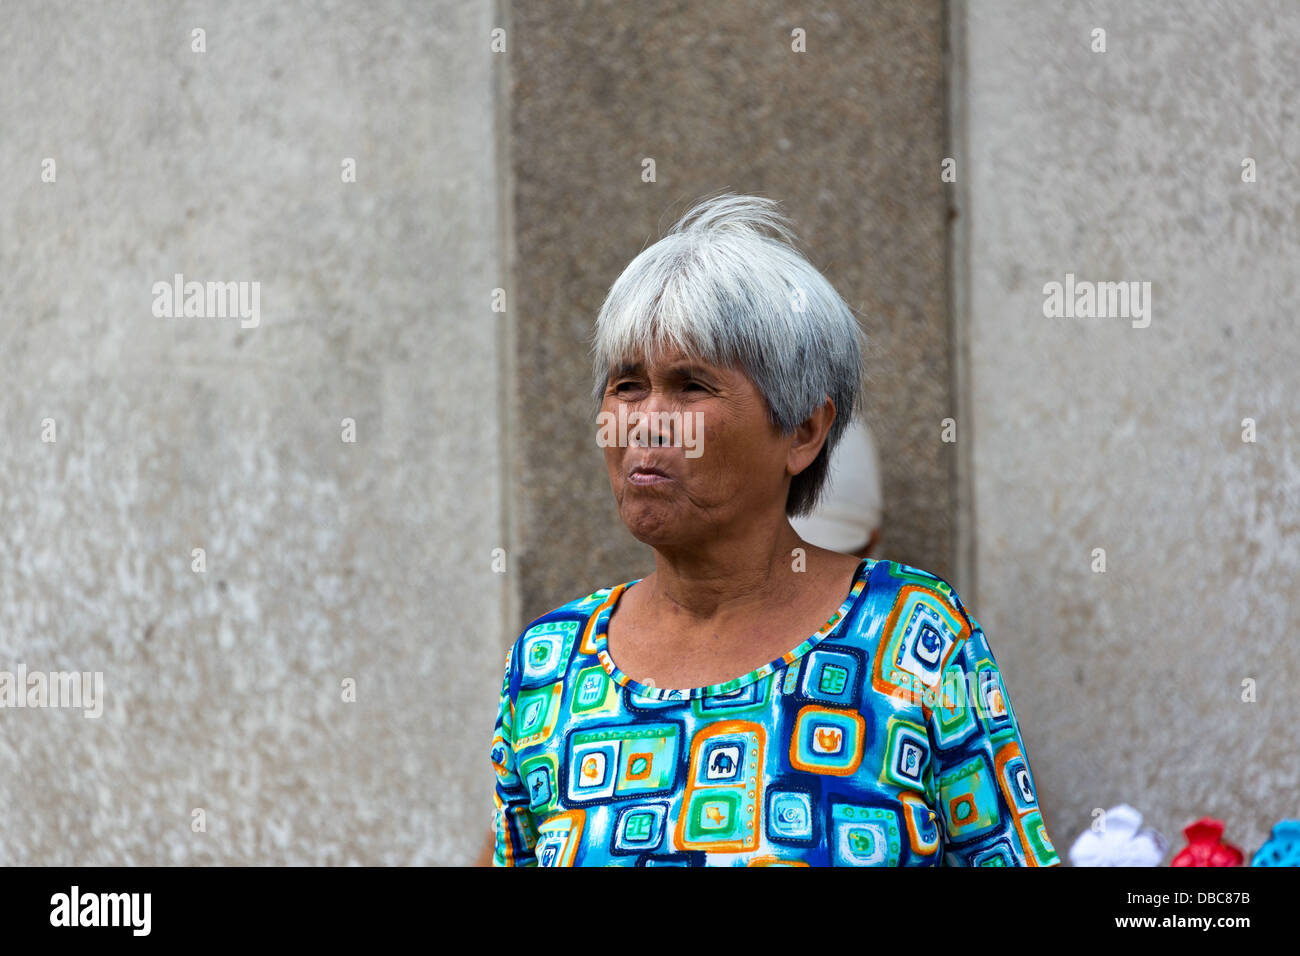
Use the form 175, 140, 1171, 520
944, 0, 977, 602
494, 0, 521, 643
509, 3, 949, 616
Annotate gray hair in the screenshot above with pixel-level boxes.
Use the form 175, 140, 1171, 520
589, 192, 867, 518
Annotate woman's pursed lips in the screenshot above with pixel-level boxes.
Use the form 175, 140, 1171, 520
627, 461, 675, 484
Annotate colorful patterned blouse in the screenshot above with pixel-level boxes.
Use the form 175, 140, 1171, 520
490, 557, 1060, 867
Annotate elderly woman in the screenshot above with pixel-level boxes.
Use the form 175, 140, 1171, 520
488, 193, 1059, 867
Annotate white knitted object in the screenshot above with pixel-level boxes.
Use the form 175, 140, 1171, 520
1068, 804, 1168, 867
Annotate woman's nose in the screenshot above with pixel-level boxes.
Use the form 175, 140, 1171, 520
629, 395, 681, 447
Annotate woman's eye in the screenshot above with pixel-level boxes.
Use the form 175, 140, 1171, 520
613, 380, 704, 393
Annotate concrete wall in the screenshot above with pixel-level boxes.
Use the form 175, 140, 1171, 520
6, 0, 1289, 868
955, 0, 1300, 858
0, 0, 507, 864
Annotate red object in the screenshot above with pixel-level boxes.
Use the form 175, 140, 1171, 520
1170, 818, 1244, 866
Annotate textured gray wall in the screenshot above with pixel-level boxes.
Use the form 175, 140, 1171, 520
13, 0, 1284, 870
509, 0, 954, 626
0, 0, 507, 864
957, 0, 1300, 859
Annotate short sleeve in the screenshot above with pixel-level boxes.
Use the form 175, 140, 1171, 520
489, 640, 539, 866
924, 594, 1060, 867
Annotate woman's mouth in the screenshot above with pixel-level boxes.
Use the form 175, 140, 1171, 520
628, 467, 673, 485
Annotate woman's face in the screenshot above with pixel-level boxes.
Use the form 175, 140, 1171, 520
599, 344, 818, 550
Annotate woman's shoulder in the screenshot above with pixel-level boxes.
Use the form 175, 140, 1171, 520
519, 580, 629, 636
500, 580, 631, 684
838, 558, 985, 670
829, 559, 990, 705
865, 558, 974, 623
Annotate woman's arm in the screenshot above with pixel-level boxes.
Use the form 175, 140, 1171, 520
488, 640, 540, 865
924, 587, 1060, 866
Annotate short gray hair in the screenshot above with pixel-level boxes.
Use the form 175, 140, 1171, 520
589, 192, 867, 518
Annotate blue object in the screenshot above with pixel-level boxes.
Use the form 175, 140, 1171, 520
1251, 820, 1300, 866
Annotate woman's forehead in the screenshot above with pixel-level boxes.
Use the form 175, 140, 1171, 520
610, 341, 722, 373
611, 355, 720, 377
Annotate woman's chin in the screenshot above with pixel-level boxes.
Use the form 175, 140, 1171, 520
620, 504, 689, 548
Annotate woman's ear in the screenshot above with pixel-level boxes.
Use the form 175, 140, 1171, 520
787, 396, 836, 477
